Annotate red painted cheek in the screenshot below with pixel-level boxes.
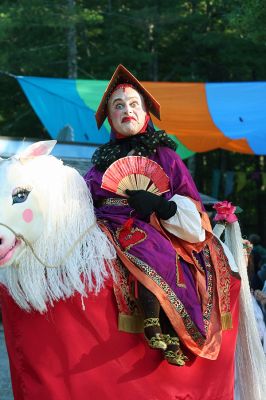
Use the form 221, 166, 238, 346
22, 209, 34, 223
113, 110, 121, 119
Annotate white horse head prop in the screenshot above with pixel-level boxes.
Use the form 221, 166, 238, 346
0, 140, 115, 312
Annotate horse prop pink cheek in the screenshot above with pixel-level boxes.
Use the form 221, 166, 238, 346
22, 209, 34, 223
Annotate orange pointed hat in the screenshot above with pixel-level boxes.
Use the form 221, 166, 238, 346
95, 64, 161, 129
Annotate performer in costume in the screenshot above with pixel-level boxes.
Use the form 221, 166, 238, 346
85, 64, 237, 366
4, 66, 266, 400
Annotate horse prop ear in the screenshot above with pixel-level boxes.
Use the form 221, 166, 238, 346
16, 140, 57, 161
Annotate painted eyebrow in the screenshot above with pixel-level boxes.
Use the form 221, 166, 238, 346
112, 97, 139, 104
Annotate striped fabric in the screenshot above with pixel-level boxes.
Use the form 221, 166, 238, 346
17, 76, 266, 158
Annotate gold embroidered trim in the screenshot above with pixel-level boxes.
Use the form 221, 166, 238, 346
192, 250, 205, 273
201, 247, 215, 333
112, 259, 137, 314
176, 253, 186, 288
211, 237, 232, 330
118, 313, 144, 333
143, 317, 160, 328
146, 334, 168, 350
166, 336, 180, 345
221, 311, 233, 330
111, 229, 206, 347
124, 251, 206, 346
100, 198, 129, 206
191, 247, 215, 335
115, 226, 147, 251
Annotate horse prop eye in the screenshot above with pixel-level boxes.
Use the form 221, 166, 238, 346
12, 188, 31, 204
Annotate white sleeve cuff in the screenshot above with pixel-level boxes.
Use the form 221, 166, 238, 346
160, 194, 206, 243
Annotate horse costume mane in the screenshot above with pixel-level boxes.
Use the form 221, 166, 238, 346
213, 222, 266, 400
0, 141, 115, 312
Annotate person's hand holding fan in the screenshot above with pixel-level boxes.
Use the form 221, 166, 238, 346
101, 156, 177, 219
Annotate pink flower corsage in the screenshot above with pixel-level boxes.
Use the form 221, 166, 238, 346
213, 201, 238, 224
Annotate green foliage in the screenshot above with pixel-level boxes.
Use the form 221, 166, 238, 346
1, 0, 265, 82
1, 0, 266, 136
0, 0, 266, 239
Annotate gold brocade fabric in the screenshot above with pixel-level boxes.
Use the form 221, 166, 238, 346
100, 221, 235, 359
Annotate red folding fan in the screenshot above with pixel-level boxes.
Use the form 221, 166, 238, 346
101, 156, 170, 197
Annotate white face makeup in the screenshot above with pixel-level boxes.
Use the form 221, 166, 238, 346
107, 86, 147, 136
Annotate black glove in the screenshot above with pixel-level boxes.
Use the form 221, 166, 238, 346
126, 190, 177, 219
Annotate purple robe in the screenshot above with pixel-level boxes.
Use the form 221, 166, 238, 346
84, 147, 208, 340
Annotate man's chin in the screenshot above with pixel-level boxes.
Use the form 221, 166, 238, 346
119, 127, 141, 136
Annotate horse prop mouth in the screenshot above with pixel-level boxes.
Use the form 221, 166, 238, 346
0, 239, 22, 267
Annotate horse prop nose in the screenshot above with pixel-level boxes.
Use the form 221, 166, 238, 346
0, 235, 7, 248
0, 231, 7, 246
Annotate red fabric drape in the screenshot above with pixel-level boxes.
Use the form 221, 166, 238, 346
0, 275, 240, 400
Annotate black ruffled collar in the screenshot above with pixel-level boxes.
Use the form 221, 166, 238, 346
91, 129, 177, 172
